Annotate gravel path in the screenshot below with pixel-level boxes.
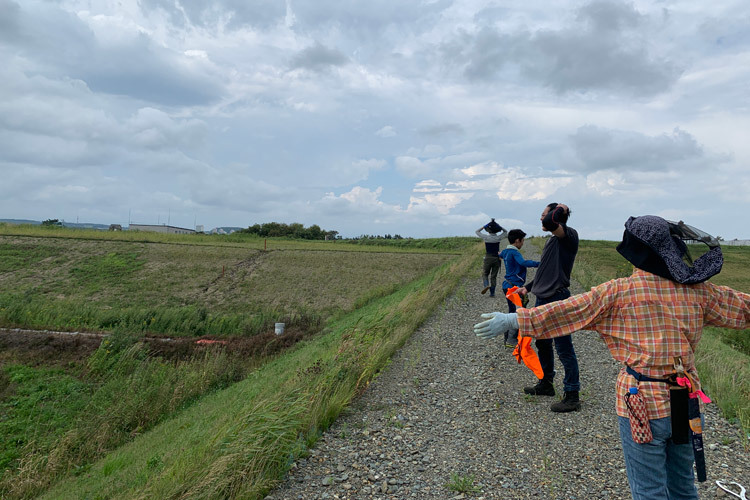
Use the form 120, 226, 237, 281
268, 245, 750, 500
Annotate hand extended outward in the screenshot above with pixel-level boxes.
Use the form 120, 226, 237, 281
473, 312, 518, 339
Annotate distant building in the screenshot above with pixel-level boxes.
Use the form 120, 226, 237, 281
109, 224, 122, 231
128, 224, 195, 235
724, 239, 750, 246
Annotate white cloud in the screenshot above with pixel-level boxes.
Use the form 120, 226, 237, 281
413, 179, 442, 192
585, 170, 629, 196
320, 186, 393, 216
447, 164, 574, 201
376, 125, 396, 138
412, 192, 474, 215
459, 161, 507, 177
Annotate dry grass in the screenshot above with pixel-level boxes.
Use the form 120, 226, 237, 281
215, 250, 449, 313
0, 236, 452, 337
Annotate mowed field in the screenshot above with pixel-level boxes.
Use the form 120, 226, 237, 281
0, 225, 478, 499
0, 228, 461, 338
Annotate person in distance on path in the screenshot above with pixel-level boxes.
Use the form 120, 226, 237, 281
474, 215, 750, 500
516, 202, 582, 413
475, 218, 508, 298
499, 229, 539, 347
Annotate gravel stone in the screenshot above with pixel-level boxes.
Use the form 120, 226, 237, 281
267, 244, 750, 499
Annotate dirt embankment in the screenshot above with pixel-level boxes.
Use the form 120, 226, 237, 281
0, 326, 312, 367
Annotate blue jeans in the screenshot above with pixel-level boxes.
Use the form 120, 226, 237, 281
618, 416, 698, 500
534, 288, 580, 392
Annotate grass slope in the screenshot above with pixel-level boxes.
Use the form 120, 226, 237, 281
0, 235, 453, 337
36, 248, 478, 499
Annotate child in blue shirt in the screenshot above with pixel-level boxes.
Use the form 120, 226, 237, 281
499, 229, 539, 347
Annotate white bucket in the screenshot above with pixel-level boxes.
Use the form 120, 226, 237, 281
274, 323, 285, 335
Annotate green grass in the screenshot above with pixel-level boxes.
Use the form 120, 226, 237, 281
33, 248, 476, 499
0, 235, 452, 337
570, 239, 634, 290
0, 365, 90, 472
0, 242, 63, 273
695, 329, 750, 440
0, 334, 248, 498
445, 472, 481, 494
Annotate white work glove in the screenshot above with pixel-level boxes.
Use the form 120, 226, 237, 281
473, 313, 518, 340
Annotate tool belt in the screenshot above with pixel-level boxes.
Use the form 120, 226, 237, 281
626, 361, 708, 482
625, 366, 678, 385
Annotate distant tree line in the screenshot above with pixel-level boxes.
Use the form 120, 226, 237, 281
349, 234, 405, 240
240, 222, 339, 240
239, 223, 411, 241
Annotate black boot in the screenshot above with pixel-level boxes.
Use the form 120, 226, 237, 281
551, 391, 581, 413
523, 379, 555, 396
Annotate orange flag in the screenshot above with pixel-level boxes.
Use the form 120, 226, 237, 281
506, 287, 544, 380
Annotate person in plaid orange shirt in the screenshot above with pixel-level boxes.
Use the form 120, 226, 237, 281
474, 215, 749, 500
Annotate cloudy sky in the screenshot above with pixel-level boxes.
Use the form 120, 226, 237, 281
1, 0, 749, 239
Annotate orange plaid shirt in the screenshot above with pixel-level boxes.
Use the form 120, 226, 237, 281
517, 269, 750, 419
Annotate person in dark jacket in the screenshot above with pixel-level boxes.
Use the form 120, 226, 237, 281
500, 229, 539, 347
517, 203, 581, 413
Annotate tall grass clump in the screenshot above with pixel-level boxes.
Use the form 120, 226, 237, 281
0, 294, 315, 338
39, 250, 478, 499
1, 331, 246, 499
695, 328, 750, 439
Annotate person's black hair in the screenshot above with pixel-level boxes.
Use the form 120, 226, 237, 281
546, 202, 570, 224
508, 229, 526, 244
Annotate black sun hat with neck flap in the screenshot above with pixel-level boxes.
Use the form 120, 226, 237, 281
616, 215, 723, 284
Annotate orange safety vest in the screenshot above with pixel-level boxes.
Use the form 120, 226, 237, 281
506, 287, 544, 380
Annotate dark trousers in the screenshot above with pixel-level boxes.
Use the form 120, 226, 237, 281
534, 288, 580, 392
482, 255, 501, 288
